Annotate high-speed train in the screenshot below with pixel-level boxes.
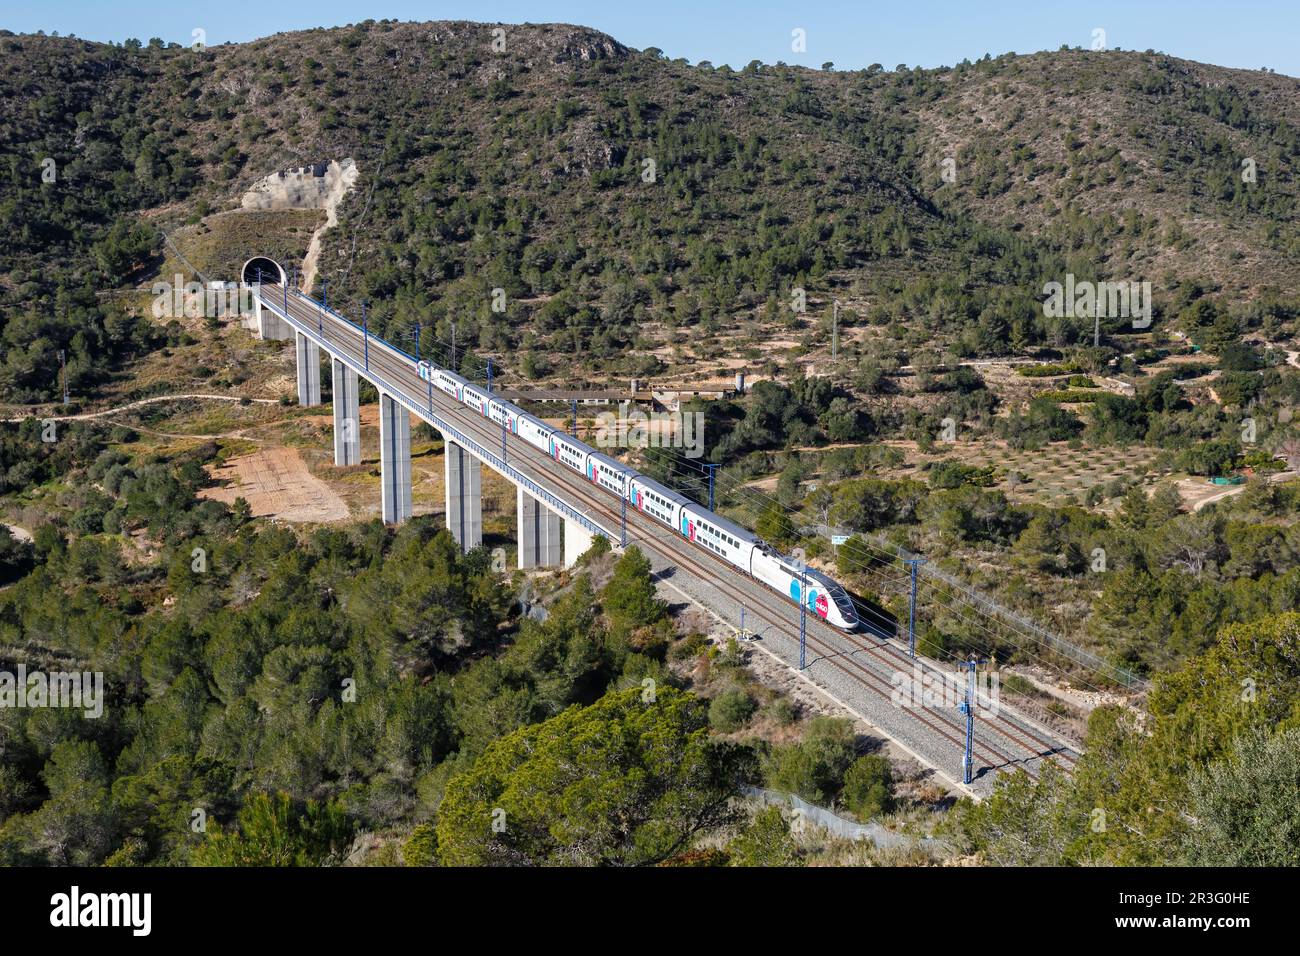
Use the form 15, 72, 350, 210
416, 359, 859, 630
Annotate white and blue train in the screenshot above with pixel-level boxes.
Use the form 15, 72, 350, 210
417, 359, 859, 630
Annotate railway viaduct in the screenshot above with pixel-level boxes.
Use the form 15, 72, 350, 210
243, 256, 596, 568
240, 255, 1082, 796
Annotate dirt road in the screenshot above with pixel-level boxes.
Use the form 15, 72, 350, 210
200, 446, 349, 523
3, 393, 277, 424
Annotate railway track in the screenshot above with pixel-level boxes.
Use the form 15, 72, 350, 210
264, 288, 1081, 784
510, 463, 1077, 779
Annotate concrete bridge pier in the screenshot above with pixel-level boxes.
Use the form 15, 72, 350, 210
255, 296, 293, 341
563, 519, 595, 568
295, 331, 321, 406
444, 438, 483, 551
331, 358, 361, 466
517, 487, 562, 569
379, 393, 413, 524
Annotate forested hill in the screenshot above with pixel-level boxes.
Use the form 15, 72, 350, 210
3, 20, 1300, 398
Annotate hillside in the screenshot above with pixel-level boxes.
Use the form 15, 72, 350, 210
3, 21, 1300, 400
4, 16, 1300, 876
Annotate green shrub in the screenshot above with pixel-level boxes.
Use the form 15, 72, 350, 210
402, 823, 438, 867
766, 716, 856, 803
1169, 362, 1214, 380
581, 534, 612, 563
710, 687, 757, 732
1038, 389, 1101, 403
765, 697, 798, 727
928, 460, 997, 488
669, 632, 710, 661
1018, 362, 1082, 378
727, 805, 801, 867
842, 754, 894, 820
718, 636, 746, 668
1001, 673, 1039, 697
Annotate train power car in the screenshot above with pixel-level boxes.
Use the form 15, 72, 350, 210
750, 545, 858, 629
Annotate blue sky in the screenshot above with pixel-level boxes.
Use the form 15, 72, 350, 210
4, 1, 1298, 77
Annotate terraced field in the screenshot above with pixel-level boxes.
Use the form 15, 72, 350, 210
963, 443, 1165, 504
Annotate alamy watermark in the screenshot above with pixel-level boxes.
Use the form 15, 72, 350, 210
0, 664, 103, 718
152, 275, 259, 319
1042, 273, 1151, 329
594, 407, 705, 458
50, 886, 150, 936
890, 662, 1001, 718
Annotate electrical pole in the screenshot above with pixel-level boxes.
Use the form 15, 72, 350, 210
571, 399, 577, 437
59, 349, 68, 405
704, 463, 720, 511
620, 483, 627, 546
362, 302, 369, 371
958, 656, 985, 785
414, 320, 420, 360
487, 357, 493, 393
254, 268, 263, 326
450, 321, 456, 372
905, 557, 924, 658
1093, 310, 1100, 349
798, 562, 809, 669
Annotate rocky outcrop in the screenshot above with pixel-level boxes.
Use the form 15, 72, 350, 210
239, 159, 359, 293
241, 158, 358, 212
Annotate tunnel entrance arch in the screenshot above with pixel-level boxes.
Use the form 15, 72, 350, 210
241, 256, 287, 287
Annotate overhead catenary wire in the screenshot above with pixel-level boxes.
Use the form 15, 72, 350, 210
632, 438, 1145, 688
320, 306, 1141, 688
690, 463, 1131, 692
